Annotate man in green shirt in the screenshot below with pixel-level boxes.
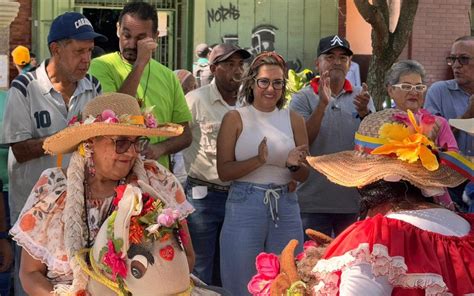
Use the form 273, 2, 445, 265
89, 2, 192, 168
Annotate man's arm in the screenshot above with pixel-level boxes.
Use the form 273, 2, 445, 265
119, 38, 157, 97
290, 72, 331, 144
460, 94, 474, 119
143, 122, 192, 160
10, 137, 47, 164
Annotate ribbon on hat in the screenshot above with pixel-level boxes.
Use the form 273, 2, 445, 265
354, 131, 474, 182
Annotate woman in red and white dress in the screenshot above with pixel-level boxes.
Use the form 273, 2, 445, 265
307, 108, 474, 295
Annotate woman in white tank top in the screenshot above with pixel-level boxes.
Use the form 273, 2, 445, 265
216, 51, 309, 295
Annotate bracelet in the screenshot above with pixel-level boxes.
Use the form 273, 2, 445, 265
286, 165, 301, 172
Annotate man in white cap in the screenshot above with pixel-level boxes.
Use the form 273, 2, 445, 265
1, 12, 106, 296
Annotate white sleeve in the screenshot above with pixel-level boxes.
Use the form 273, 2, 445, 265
339, 263, 393, 296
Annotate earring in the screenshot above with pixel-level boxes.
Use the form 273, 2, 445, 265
83, 142, 96, 177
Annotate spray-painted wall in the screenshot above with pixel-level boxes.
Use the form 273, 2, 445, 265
194, 0, 339, 71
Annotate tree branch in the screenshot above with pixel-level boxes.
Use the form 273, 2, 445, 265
354, 0, 390, 54
391, 0, 418, 55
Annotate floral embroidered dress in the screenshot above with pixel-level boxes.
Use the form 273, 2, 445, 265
10, 160, 193, 286
312, 212, 474, 295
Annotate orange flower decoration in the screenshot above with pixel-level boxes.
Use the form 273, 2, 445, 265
20, 213, 36, 232
129, 217, 144, 245
371, 110, 439, 171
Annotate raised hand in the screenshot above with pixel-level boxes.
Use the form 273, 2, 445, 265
354, 82, 370, 118
319, 71, 331, 107
286, 144, 309, 167
257, 137, 268, 164
135, 37, 158, 67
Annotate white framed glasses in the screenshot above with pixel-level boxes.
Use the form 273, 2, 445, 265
392, 83, 427, 93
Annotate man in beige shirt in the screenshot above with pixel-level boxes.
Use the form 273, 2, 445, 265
183, 44, 250, 285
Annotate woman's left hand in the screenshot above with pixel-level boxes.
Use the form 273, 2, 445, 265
287, 145, 309, 167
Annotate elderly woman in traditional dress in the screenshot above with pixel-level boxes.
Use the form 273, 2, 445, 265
10, 93, 195, 295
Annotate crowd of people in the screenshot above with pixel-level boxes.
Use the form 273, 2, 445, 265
0, 1, 472, 295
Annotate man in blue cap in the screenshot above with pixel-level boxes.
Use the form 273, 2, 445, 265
1, 12, 106, 296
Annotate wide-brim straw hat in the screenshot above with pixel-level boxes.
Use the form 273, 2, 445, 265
307, 109, 470, 191
43, 92, 184, 154
449, 118, 474, 135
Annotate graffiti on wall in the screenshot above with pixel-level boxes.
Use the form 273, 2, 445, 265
207, 3, 240, 27
219, 24, 302, 71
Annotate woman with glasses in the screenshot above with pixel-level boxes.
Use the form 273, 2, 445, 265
386, 60, 458, 152
386, 60, 459, 208
9, 93, 196, 295
216, 51, 309, 295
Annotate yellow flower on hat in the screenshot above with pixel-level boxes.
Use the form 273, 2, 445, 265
371, 110, 439, 171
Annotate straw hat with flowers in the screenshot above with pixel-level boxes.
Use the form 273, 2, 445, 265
307, 108, 473, 193
43, 92, 183, 154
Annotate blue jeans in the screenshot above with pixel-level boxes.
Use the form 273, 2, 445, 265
186, 182, 227, 285
220, 181, 304, 296
300, 212, 358, 238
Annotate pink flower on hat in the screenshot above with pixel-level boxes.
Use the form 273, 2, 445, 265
101, 109, 119, 123
247, 252, 280, 294
145, 113, 158, 128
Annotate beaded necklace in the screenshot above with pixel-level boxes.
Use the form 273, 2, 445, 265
82, 177, 126, 248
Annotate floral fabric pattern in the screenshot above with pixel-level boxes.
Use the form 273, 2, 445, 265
10, 160, 192, 285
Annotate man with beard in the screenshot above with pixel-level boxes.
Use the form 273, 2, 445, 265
1, 12, 106, 296
424, 35, 474, 210
183, 44, 250, 285
289, 35, 375, 237
89, 1, 192, 169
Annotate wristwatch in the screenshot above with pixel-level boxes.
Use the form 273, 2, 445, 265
286, 164, 301, 172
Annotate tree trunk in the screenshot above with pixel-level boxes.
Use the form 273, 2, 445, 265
354, 0, 419, 110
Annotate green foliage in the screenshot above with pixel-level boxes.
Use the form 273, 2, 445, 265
285, 69, 314, 107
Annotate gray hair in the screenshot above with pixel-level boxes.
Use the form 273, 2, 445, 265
385, 60, 426, 86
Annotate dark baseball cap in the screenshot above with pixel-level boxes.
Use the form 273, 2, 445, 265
317, 35, 353, 57
47, 12, 108, 44
209, 44, 251, 65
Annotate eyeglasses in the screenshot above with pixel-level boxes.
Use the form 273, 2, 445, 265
107, 137, 150, 154
446, 56, 473, 66
392, 83, 427, 93
254, 78, 285, 90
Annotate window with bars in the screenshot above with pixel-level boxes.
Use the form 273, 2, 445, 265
77, 0, 179, 68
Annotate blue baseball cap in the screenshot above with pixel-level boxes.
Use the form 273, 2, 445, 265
47, 12, 107, 44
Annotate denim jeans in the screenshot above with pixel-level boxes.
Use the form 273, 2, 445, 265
220, 181, 304, 296
300, 212, 358, 238
185, 182, 227, 285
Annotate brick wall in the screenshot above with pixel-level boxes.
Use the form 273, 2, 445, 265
9, 0, 32, 82
399, 0, 471, 85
